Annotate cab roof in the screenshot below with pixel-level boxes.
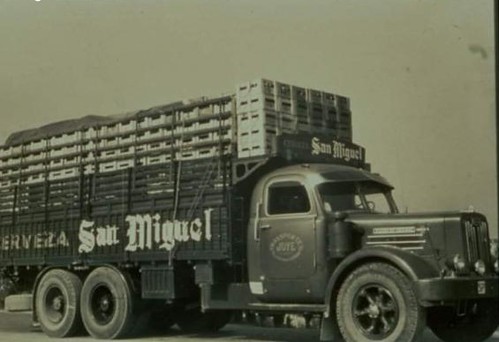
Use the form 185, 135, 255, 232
265, 163, 393, 188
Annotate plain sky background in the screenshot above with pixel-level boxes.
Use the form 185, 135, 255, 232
0, 1, 496, 236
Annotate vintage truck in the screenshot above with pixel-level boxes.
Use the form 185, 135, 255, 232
0, 79, 497, 342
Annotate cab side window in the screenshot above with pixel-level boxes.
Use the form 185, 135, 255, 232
268, 181, 310, 215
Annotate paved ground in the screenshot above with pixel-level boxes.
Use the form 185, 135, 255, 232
1, 311, 498, 342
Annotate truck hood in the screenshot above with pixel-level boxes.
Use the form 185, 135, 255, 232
342, 211, 466, 228
334, 210, 488, 274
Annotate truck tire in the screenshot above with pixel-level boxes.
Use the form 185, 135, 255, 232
336, 262, 425, 342
35, 269, 83, 338
176, 308, 232, 333
80, 267, 137, 339
427, 299, 499, 342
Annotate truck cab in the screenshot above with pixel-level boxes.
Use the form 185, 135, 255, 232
248, 164, 396, 303
229, 162, 499, 342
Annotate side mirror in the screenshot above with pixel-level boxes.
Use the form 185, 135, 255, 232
333, 211, 348, 220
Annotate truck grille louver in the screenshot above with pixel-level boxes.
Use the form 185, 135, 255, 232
464, 219, 491, 269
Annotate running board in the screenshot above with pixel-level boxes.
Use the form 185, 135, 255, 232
200, 283, 326, 313
247, 302, 326, 312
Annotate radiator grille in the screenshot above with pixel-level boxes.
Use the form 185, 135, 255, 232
464, 219, 491, 268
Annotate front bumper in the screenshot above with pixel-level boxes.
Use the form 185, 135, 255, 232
416, 275, 499, 305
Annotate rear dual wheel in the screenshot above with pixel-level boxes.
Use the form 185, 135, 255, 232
37, 267, 226, 339
35, 269, 83, 338
80, 266, 138, 339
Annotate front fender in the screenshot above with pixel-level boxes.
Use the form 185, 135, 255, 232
323, 246, 439, 317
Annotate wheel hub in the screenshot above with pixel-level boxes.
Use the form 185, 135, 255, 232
352, 285, 399, 339
44, 287, 66, 324
52, 296, 64, 311
99, 295, 111, 312
367, 303, 380, 318
90, 285, 116, 325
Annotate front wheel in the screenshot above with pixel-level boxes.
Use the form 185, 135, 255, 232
336, 262, 426, 342
428, 300, 499, 342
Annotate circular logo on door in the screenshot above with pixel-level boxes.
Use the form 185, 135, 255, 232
270, 233, 304, 262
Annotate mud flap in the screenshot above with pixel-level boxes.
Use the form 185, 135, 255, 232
320, 314, 342, 341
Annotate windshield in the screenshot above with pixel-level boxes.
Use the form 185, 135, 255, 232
317, 181, 396, 214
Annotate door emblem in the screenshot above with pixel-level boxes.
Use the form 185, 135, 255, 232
270, 233, 304, 262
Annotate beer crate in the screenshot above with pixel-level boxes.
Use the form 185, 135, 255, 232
82, 128, 98, 140
26, 139, 47, 152
25, 151, 46, 163
119, 134, 135, 146
275, 82, 291, 99
99, 136, 120, 148
0, 146, 11, 159
237, 110, 278, 133
49, 167, 78, 181
99, 124, 120, 137
237, 95, 276, 113
98, 161, 118, 173
291, 86, 307, 101
323, 92, 336, 106
119, 120, 136, 132
307, 89, 323, 104
26, 174, 44, 184
335, 95, 350, 111
237, 79, 275, 99
49, 132, 81, 147
49, 145, 79, 158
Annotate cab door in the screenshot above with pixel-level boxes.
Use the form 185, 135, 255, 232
256, 177, 317, 301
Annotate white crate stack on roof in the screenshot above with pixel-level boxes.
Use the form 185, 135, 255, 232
235, 78, 351, 158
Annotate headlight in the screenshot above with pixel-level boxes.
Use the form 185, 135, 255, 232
453, 254, 467, 273
491, 240, 498, 260
474, 260, 486, 275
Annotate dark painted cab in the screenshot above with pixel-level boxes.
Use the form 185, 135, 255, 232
247, 163, 498, 341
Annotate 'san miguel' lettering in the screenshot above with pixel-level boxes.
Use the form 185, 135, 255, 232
124, 209, 213, 252
311, 137, 363, 162
78, 221, 120, 254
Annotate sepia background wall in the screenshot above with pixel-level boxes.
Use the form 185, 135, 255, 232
0, 0, 496, 236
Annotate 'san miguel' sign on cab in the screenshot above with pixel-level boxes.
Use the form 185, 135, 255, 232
277, 134, 366, 167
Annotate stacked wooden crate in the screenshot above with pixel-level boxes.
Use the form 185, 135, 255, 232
0, 97, 234, 212
235, 78, 352, 158
0, 78, 353, 212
